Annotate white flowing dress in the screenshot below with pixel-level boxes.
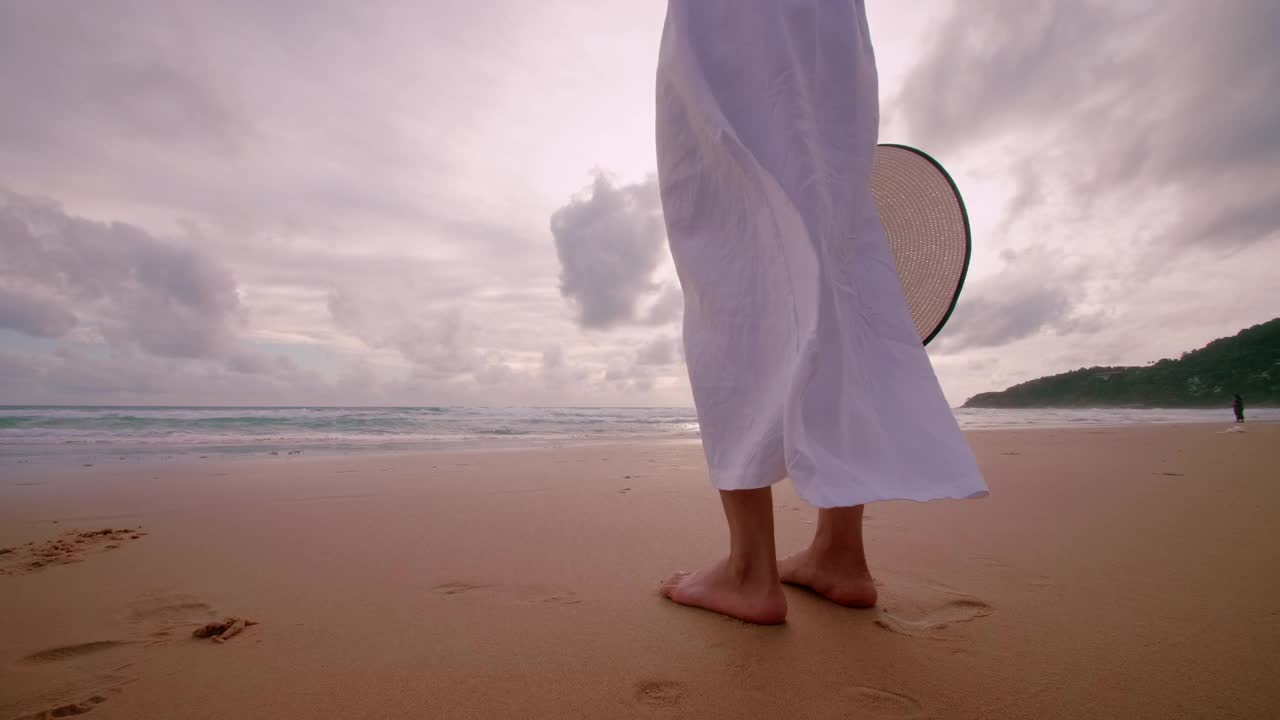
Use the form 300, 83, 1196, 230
656, 0, 988, 508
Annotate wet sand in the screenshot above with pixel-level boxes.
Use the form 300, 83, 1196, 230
1, 423, 1277, 719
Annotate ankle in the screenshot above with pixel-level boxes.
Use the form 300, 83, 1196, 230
805, 540, 869, 569
725, 552, 780, 585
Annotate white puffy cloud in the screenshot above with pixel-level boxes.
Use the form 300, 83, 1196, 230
551, 174, 669, 330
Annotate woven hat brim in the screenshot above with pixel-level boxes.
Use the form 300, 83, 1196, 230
871, 144, 972, 346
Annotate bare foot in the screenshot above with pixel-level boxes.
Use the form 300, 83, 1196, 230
779, 547, 878, 608
659, 559, 787, 625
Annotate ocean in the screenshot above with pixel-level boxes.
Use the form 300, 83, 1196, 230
1, 405, 1273, 466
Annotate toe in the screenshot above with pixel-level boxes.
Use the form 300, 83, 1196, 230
658, 571, 691, 597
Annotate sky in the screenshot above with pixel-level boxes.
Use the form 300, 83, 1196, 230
1, 0, 1276, 408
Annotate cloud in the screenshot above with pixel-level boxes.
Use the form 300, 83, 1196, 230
0, 0, 578, 281
0, 286, 77, 338
551, 174, 669, 329
0, 349, 44, 386
930, 247, 1107, 352
0, 342, 325, 405
0, 1, 700, 406
581, 334, 686, 396
0, 187, 246, 360
541, 345, 567, 373
7, 1, 1269, 410
636, 336, 678, 366
224, 348, 299, 377
643, 283, 684, 326
604, 358, 656, 394
889, 0, 1279, 406
0, 3, 248, 158
472, 359, 517, 386
540, 345, 591, 388
327, 289, 479, 379
895, 0, 1280, 252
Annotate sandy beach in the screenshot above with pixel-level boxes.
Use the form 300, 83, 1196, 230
1, 423, 1277, 719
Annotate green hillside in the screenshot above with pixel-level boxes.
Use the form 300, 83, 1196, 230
963, 319, 1280, 408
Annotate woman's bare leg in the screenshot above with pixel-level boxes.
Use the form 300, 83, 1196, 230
659, 487, 787, 624
779, 505, 877, 607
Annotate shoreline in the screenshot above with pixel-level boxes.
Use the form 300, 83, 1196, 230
3, 418, 1273, 473
4, 406, 1275, 468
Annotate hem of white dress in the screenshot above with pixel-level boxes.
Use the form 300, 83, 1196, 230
795, 486, 989, 510
708, 470, 989, 510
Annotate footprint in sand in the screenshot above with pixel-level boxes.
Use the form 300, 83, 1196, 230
431, 583, 581, 606
18, 641, 133, 666
10, 642, 135, 719
532, 591, 581, 606
125, 593, 219, 642
634, 679, 686, 708
839, 686, 927, 718
9, 592, 234, 717
433, 582, 486, 596
875, 588, 993, 638
0, 528, 145, 576
12, 691, 116, 720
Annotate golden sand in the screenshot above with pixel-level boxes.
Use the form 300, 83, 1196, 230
1, 424, 1276, 719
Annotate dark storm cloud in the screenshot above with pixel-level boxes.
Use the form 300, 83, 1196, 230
0, 187, 245, 359
896, 0, 1280, 252
550, 174, 668, 330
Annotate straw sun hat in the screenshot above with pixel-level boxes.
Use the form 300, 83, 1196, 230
871, 144, 972, 346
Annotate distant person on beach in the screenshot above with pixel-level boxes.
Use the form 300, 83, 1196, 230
1233, 394, 1245, 423
654, 0, 988, 624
